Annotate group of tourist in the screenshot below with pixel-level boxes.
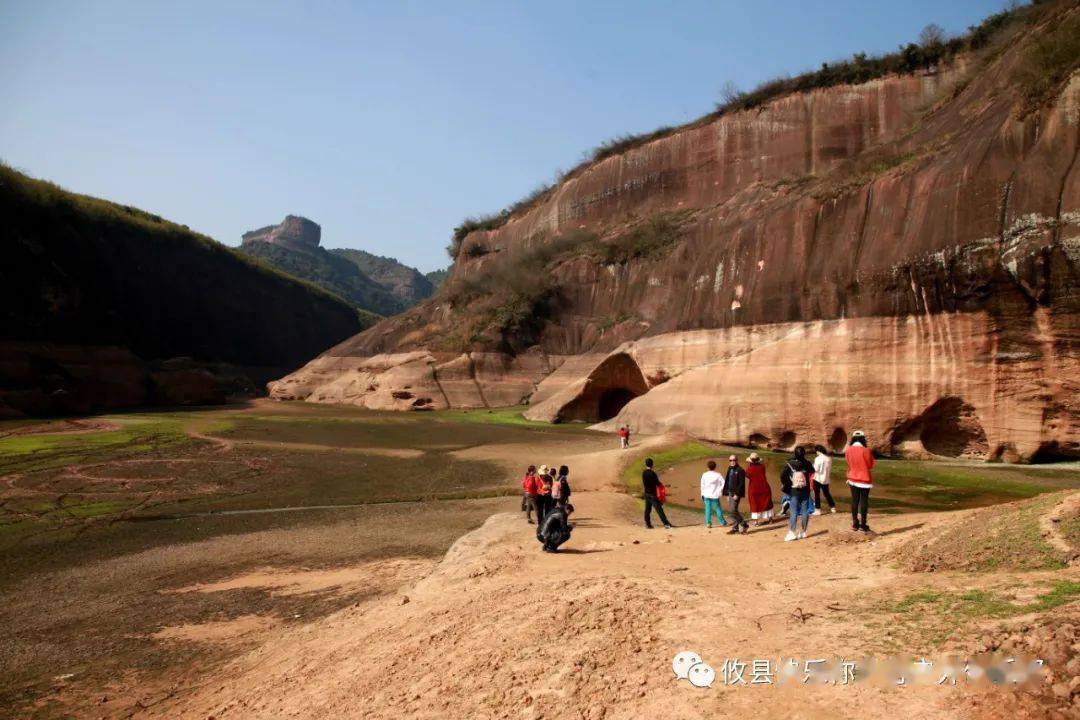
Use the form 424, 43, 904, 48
520, 464, 574, 552
523, 431, 876, 552
643, 429, 876, 541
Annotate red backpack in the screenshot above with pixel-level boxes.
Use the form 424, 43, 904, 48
656, 482, 667, 503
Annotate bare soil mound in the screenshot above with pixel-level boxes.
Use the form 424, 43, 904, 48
890, 493, 1072, 573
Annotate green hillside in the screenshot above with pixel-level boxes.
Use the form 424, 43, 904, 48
241, 242, 404, 316
0, 165, 367, 415
330, 248, 434, 307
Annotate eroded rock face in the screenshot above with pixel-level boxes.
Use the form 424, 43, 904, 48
272, 16, 1080, 461
242, 215, 321, 251
521, 313, 1079, 462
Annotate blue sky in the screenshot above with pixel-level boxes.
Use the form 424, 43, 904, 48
1, 0, 1009, 272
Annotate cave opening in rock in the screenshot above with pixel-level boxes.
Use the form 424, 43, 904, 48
890, 396, 989, 459
828, 427, 848, 453
919, 397, 988, 458
778, 431, 798, 450
1031, 441, 1080, 463
597, 387, 638, 421
556, 353, 650, 423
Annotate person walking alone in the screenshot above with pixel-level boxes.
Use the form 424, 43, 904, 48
782, 447, 814, 541
642, 458, 672, 529
618, 425, 630, 449
745, 453, 774, 525
845, 430, 875, 532
812, 445, 836, 514
724, 455, 749, 534
699, 460, 727, 528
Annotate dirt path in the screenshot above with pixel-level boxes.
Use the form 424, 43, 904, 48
126, 431, 1020, 720
1041, 491, 1080, 563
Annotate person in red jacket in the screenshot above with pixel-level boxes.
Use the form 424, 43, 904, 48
522, 465, 545, 525
521, 465, 536, 519
845, 430, 875, 532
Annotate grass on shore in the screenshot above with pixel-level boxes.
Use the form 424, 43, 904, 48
0, 415, 194, 474
894, 493, 1069, 573
437, 406, 543, 427
621, 441, 717, 497
868, 579, 1080, 652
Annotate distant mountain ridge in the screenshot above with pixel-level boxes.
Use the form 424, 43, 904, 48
239, 215, 445, 315
330, 249, 433, 307
424, 268, 449, 290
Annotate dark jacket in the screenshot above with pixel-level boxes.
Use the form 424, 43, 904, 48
537, 507, 571, 544
725, 465, 747, 497
781, 454, 815, 497
557, 476, 571, 500
642, 468, 661, 496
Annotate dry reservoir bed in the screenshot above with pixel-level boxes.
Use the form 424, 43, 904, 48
0, 401, 1077, 719
0, 402, 602, 718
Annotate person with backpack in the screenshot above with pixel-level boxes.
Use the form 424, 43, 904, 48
642, 458, 672, 529
553, 465, 571, 508
521, 465, 538, 522
538, 465, 555, 515
812, 445, 836, 514
845, 430, 875, 532
724, 454, 749, 534
745, 453, 774, 525
781, 447, 814, 541
699, 460, 726, 528
537, 503, 574, 552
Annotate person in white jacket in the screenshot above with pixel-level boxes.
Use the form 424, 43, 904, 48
812, 445, 837, 514
699, 460, 727, 528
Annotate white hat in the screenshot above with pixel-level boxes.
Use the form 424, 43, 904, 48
852, 429, 866, 438
538, 464, 549, 475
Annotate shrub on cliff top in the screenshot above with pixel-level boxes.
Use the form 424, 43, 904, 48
1015, 8, 1080, 116
445, 2, 1046, 251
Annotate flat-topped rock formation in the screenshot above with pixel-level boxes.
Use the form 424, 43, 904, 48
242, 215, 322, 252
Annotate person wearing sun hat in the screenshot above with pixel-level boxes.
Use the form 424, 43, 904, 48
745, 452, 774, 525
845, 430, 875, 532
527, 465, 549, 525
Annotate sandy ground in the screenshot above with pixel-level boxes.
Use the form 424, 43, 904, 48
110, 434, 1076, 720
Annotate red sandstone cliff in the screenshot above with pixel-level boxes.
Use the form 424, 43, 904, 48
271, 6, 1080, 462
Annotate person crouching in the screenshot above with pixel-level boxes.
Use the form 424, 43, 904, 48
537, 503, 574, 553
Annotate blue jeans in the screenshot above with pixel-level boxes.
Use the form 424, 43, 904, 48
703, 497, 726, 526
788, 495, 810, 532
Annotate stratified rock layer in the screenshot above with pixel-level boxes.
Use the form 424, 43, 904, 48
272, 12, 1080, 461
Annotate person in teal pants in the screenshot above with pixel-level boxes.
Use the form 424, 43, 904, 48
699, 460, 727, 528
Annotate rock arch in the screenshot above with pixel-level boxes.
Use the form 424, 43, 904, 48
556, 353, 650, 423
